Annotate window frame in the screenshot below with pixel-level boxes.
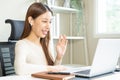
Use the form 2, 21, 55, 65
94, 0, 120, 38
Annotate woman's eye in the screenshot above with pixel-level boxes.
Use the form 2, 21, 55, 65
42, 21, 47, 23
42, 20, 52, 24
49, 21, 52, 24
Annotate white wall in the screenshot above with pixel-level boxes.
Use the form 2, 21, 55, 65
0, 0, 35, 41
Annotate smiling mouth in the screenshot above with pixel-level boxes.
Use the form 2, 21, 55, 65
42, 30, 48, 35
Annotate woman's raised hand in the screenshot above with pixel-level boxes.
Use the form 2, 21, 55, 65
56, 35, 68, 60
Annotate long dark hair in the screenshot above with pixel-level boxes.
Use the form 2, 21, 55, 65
20, 2, 54, 65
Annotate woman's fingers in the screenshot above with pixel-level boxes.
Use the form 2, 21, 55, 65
48, 65, 67, 72
59, 35, 68, 45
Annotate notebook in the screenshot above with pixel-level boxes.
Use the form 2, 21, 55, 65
31, 71, 75, 80
62, 39, 120, 78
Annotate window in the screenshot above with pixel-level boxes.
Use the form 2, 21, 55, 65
95, 0, 120, 37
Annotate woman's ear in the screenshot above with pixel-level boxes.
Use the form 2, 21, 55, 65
28, 16, 33, 26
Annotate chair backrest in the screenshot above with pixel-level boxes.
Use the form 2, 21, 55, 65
5, 19, 24, 42
0, 19, 24, 76
0, 42, 16, 76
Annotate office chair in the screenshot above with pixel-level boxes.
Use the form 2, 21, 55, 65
0, 19, 24, 76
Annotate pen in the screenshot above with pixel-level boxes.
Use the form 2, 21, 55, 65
47, 72, 70, 75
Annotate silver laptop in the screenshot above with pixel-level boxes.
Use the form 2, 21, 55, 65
64, 39, 120, 77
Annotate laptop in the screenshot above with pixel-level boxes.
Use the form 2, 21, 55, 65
62, 39, 120, 78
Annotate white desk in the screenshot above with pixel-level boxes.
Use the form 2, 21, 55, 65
0, 72, 120, 80
0, 75, 48, 80
93, 72, 120, 80
72, 72, 120, 80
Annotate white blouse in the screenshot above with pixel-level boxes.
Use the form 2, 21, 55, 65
14, 39, 59, 75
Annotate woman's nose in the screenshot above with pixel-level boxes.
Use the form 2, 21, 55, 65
46, 22, 51, 29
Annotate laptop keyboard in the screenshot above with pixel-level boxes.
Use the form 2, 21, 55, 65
75, 69, 90, 75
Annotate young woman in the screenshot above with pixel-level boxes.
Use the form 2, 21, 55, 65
14, 2, 68, 75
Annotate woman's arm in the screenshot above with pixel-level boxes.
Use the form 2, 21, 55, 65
14, 40, 48, 75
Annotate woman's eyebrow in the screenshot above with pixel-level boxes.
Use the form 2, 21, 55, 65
41, 18, 52, 21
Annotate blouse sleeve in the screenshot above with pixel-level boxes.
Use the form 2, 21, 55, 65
14, 40, 47, 75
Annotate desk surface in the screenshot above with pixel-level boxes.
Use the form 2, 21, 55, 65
0, 75, 48, 80
71, 72, 120, 80
0, 72, 120, 80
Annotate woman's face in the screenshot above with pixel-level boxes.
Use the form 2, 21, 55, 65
30, 11, 52, 38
